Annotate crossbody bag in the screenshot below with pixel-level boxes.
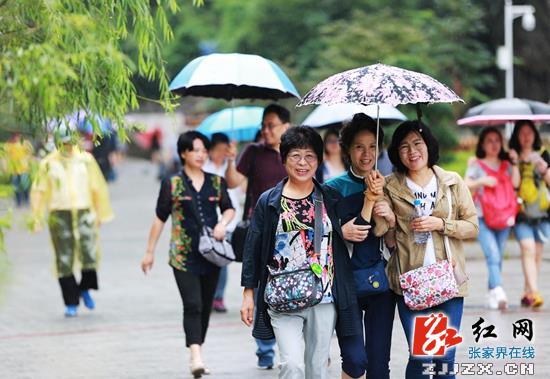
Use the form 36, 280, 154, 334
397, 187, 460, 310
264, 187, 327, 312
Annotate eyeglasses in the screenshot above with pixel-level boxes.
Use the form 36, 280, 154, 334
261, 122, 285, 130
398, 140, 426, 154
287, 152, 318, 164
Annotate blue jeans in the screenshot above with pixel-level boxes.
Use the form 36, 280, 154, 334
515, 220, 550, 243
214, 265, 227, 299
478, 218, 511, 289
254, 288, 275, 364
397, 296, 464, 379
337, 290, 396, 378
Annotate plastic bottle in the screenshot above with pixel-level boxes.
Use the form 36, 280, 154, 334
413, 199, 429, 244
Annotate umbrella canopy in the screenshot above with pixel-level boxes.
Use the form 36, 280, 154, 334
197, 106, 263, 142
169, 53, 300, 100
297, 63, 462, 107
457, 98, 550, 126
297, 63, 462, 173
302, 103, 407, 128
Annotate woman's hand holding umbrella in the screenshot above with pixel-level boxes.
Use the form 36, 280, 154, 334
360, 171, 384, 223
364, 170, 384, 202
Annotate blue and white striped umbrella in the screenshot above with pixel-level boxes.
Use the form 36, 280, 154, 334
197, 106, 263, 142
169, 53, 300, 100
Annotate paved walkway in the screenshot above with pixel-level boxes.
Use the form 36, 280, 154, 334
1, 159, 549, 378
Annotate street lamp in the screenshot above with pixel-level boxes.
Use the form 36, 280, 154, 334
497, 0, 536, 99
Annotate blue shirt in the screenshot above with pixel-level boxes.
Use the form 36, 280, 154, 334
325, 171, 382, 270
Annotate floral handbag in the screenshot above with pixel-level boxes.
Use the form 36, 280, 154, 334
264, 187, 326, 313
264, 267, 324, 312
398, 187, 460, 311
399, 259, 459, 311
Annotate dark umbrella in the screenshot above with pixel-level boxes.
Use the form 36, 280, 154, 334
458, 98, 550, 126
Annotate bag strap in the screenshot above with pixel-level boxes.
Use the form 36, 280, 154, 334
443, 186, 453, 262
179, 171, 204, 229
395, 185, 454, 276
477, 159, 508, 177
313, 186, 323, 255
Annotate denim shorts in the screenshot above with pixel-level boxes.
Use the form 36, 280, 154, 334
514, 220, 550, 243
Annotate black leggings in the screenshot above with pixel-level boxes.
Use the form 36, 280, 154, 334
58, 270, 98, 306
173, 267, 220, 347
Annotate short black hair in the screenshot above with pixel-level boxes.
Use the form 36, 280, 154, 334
388, 120, 439, 174
339, 113, 384, 165
323, 126, 340, 155
263, 103, 291, 124
475, 126, 509, 160
210, 132, 230, 149
177, 130, 210, 165
280, 126, 323, 165
509, 120, 542, 153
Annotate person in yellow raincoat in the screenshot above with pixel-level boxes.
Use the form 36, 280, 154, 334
31, 131, 114, 317
5, 134, 34, 207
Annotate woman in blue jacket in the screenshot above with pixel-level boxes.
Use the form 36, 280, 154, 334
325, 113, 396, 379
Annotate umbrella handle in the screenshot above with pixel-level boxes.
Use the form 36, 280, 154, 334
375, 105, 380, 172
416, 104, 423, 123
231, 99, 235, 140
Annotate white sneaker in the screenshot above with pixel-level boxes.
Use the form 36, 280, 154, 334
486, 288, 499, 310
493, 286, 508, 310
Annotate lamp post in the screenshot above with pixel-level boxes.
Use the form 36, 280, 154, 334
499, 0, 536, 99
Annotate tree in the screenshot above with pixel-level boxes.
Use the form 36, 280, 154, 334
0, 0, 202, 252
0, 0, 205, 138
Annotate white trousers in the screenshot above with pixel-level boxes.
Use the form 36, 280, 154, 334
268, 302, 336, 379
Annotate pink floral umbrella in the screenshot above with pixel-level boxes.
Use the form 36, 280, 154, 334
297, 63, 463, 107
297, 63, 464, 170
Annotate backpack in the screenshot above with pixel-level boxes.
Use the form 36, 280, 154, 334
517, 150, 550, 219
476, 160, 519, 229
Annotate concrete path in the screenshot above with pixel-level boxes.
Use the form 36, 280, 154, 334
1, 159, 549, 378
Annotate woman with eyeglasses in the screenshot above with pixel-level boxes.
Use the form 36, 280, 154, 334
383, 121, 478, 379
240, 126, 361, 379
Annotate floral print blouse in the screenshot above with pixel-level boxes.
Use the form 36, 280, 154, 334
155, 172, 233, 274
269, 193, 334, 303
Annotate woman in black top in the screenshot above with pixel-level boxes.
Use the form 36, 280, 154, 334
141, 131, 235, 378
